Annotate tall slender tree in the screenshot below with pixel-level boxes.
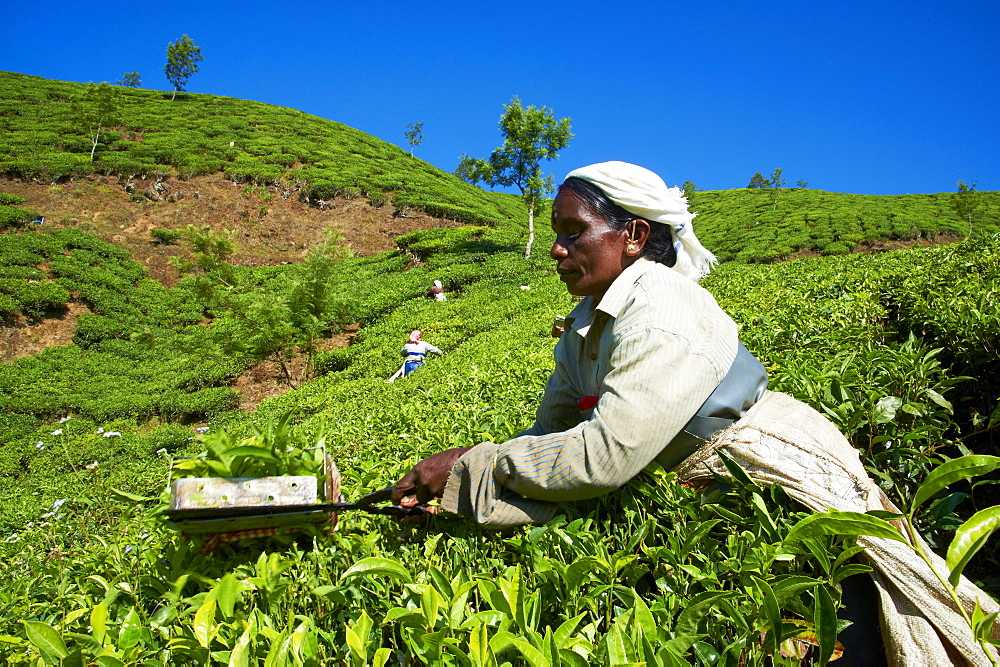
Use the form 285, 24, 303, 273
455, 96, 572, 258
951, 181, 982, 233
404, 121, 425, 156
164, 35, 203, 101
73, 82, 123, 161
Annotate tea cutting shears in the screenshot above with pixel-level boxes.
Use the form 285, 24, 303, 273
163, 485, 425, 522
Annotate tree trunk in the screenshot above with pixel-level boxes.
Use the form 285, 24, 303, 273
171, 88, 177, 102
524, 199, 535, 258
89, 132, 99, 161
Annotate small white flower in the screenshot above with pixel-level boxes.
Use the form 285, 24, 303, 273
96, 427, 104, 434
50, 429, 63, 436
196, 426, 209, 433
52, 499, 67, 511
156, 448, 168, 457
3, 533, 18, 543
103, 431, 122, 438
36, 441, 45, 450
124, 546, 133, 554
519, 285, 531, 290
85, 461, 99, 472
58, 416, 71, 423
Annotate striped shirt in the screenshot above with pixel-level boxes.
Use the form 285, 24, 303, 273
440, 258, 740, 526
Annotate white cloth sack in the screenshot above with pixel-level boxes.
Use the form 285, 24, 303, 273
674, 391, 1000, 666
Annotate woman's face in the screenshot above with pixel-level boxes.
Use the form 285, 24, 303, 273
550, 190, 631, 299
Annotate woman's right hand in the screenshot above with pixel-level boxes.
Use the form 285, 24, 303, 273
391, 447, 473, 506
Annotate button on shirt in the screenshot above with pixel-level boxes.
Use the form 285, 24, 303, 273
440, 259, 740, 526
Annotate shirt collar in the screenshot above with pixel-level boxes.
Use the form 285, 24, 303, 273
596, 258, 654, 318
563, 259, 654, 339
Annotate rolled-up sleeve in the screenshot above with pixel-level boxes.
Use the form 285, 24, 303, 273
440, 261, 738, 527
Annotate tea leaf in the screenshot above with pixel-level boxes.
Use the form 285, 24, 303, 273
946, 506, 1000, 586
784, 511, 907, 544
872, 396, 901, 424
194, 596, 218, 649
117, 607, 142, 650
21, 620, 69, 660
912, 455, 1000, 514
341, 557, 412, 583
813, 585, 837, 666
216, 573, 241, 618
229, 626, 252, 667
90, 602, 108, 644
675, 591, 738, 634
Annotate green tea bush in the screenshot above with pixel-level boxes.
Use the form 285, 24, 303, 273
0, 278, 70, 318
142, 423, 196, 454
0, 204, 33, 229
314, 346, 353, 374
150, 227, 182, 245
0, 192, 27, 205
157, 387, 240, 422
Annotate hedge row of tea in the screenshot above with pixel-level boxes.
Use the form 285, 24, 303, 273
0, 71, 519, 227
689, 187, 1000, 262
2, 221, 996, 663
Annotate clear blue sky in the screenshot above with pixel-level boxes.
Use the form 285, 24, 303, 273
3, 0, 997, 195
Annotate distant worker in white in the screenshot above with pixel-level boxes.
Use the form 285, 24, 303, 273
428, 280, 447, 302
401, 329, 442, 376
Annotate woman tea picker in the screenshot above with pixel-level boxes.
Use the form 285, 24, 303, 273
392, 161, 999, 665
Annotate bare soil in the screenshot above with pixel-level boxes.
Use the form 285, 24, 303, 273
1, 174, 459, 407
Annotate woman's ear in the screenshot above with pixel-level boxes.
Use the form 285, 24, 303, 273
625, 219, 652, 256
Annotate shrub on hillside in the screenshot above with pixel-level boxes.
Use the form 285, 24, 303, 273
0, 278, 70, 318
156, 387, 240, 422
142, 423, 195, 454
73, 313, 130, 347
314, 347, 353, 374
0, 204, 34, 230
0, 193, 27, 205
150, 228, 181, 245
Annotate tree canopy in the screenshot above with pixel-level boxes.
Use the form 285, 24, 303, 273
455, 96, 572, 258
164, 35, 203, 101
116, 72, 141, 88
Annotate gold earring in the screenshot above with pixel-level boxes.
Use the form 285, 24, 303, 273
626, 243, 638, 254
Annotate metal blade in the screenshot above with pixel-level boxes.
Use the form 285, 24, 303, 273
352, 485, 395, 506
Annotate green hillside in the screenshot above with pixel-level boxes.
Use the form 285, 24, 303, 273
1, 72, 999, 664
691, 186, 1000, 262
0, 71, 520, 227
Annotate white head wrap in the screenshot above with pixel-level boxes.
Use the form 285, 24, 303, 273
564, 161, 716, 282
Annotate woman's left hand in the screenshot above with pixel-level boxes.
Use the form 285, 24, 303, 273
392, 447, 473, 506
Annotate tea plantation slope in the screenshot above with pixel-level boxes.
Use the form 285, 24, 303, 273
689, 186, 1000, 263
2, 230, 1000, 663
0, 70, 517, 227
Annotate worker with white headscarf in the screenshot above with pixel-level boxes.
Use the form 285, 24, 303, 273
393, 160, 759, 516
392, 161, 999, 665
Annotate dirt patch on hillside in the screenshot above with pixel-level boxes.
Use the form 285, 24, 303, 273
0, 302, 91, 362
232, 324, 359, 412
1, 174, 459, 410
2, 174, 464, 287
